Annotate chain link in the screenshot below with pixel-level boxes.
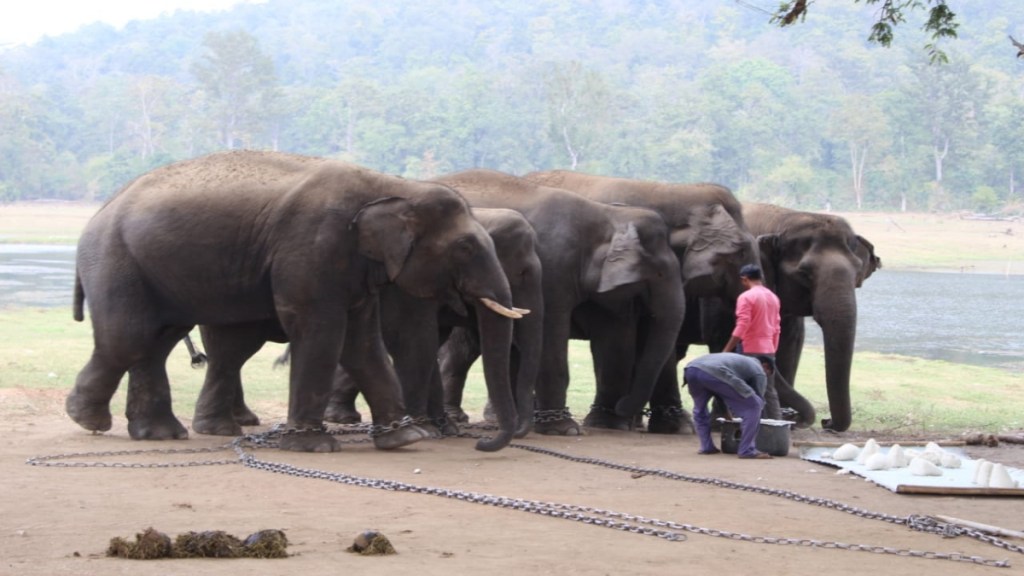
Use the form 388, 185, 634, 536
532, 407, 573, 423
367, 415, 421, 439
25, 425, 1020, 568
504, 441, 1018, 566
25, 444, 240, 468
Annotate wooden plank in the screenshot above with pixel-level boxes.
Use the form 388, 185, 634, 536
933, 515, 1024, 539
894, 485, 1024, 496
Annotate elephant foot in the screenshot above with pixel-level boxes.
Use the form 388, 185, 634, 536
444, 406, 470, 424
410, 417, 446, 439
439, 418, 461, 437
533, 409, 582, 436
65, 391, 112, 433
191, 413, 243, 437
821, 417, 849, 432
127, 415, 189, 440
583, 405, 634, 431
372, 424, 428, 450
325, 404, 363, 425
647, 405, 695, 435
232, 406, 261, 427
534, 420, 582, 436
780, 407, 815, 430
278, 429, 340, 453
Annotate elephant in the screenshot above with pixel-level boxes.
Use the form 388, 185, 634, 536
434, 169, 686, 435
192, 207, 544, 441
705, 203, 881, 432
67, 150, 525, 453
522, 170, 762, 432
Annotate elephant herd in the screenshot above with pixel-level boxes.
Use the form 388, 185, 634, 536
66, 150, 880, 453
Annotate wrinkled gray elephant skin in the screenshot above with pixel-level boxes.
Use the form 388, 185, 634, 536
195, 208, 544, 445
524, 171, 761, 433
436, 169, 686, 436
68, 150, 521, 452
715, 203, 881, 432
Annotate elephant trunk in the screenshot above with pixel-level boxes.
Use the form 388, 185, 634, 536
813, 283, 857, 432
472, 300, 517, 451
614, 284, 686, 418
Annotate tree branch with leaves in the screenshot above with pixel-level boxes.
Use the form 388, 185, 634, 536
772, 1, 959, 63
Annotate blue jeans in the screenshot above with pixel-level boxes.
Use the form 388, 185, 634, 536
684, 366, 765, 456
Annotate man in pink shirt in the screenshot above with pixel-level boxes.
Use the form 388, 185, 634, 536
723, 264, 782, 418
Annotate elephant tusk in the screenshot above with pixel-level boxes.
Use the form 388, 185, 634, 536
513, 307, 531, 315
480, 298, 527, 319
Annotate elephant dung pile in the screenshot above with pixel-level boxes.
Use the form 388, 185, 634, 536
106, 527, 288, 559
346, 530, 397, 555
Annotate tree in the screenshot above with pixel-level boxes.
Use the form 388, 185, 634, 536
773, 0, 959, 63
542, 61, 611, 170
191, 30, 279, 149
828, 94, 892, 209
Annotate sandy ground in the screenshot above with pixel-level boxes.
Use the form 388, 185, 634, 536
2, 389, 1024, 576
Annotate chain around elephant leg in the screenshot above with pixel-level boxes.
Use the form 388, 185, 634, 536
646, 405, 695, 435
532, 408, 582, 436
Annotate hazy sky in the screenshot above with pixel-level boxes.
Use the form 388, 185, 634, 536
0, 0, 249, 47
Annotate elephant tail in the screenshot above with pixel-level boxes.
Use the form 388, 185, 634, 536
73, 270, 84, 322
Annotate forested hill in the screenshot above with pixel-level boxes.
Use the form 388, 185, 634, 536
2, 0, 1023, 213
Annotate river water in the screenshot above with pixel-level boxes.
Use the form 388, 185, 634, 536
806, 270, 1024, 373
2, 244, 1022, 373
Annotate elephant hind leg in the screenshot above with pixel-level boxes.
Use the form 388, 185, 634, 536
193, 323, 268, 436
66, 351, 128, 432
325, 368, 363, 424
438, 327, 481, 423
125, 328, 190, 440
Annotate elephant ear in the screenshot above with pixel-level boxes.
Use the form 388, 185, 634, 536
853, 234, 881, 287
351, 197, 416, 281
597, 223, 646, 293
756, 234, 780, 290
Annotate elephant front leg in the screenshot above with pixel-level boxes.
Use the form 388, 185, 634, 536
582, 312, 638, 431
533, 319, 582, 436
280, 329, 346, 453
645, 358, 694, 435
338, 302, 426, 450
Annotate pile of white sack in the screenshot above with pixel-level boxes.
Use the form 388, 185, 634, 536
823, 440, 1019, 487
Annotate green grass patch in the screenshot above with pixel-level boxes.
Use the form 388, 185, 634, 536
3, 307, 1020, 435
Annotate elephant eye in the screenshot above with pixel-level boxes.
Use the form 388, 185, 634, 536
454, 236, 477, 259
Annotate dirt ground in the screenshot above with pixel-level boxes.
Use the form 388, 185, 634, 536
2, 388, 1023, 576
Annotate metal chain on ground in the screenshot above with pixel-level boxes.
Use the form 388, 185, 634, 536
231, 431, 687, 542
24, 423, 373, 468
459, 423, 1021, 566
26, 424, 1018, 568
25, 444, 239, 468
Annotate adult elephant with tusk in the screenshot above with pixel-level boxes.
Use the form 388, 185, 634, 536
67, 150, 524, 452
192, 207, 543, 445
434, 169, 685, 436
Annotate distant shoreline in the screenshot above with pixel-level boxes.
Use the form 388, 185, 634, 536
2, 201, 1022, 276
